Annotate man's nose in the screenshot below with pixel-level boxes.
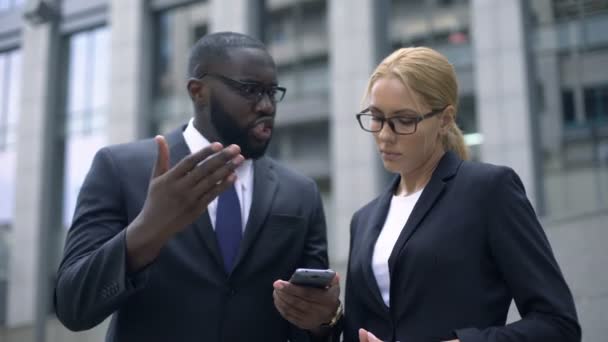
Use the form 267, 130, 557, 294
254, 92, 275, 114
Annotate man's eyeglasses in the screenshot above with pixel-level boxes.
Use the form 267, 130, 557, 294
355, 106, 447, 135
195, 73, 287, 103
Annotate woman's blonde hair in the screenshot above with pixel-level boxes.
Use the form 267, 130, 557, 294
364, 47, 470, 160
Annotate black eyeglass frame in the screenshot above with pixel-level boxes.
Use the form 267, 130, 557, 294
355, 106, 448, 135
191, 72, 287, 103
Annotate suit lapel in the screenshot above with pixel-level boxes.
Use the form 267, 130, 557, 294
359, 178, 399, 316
165, 126, 224, 270
387, 151, 462, 276
232, 156, 278, 272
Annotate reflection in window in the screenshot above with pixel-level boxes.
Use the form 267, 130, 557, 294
63, 27, 109, 227
278, 61, 329, 102
261, 0, 331, 207
0, 50, 21, 152
391, 0, 471, 53
532, 3, 608, 217
265, 0, 328, 74
553, 0, 608, 22
267, 120, 330, 180
150, 2, 209, 135
391, 0, 478, 157
0, 0, 24, 11
585, 84, 608, 124
0, 48, 20, 325
562, 89, 576, 126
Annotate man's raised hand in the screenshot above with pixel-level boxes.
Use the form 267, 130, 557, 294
125, 135, 244, 271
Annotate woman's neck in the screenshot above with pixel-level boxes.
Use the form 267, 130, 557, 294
397, 147, 445, 196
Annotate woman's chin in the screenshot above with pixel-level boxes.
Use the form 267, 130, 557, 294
382, 160, 402, 173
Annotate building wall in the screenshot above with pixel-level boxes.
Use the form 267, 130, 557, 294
0, 0, 607, 341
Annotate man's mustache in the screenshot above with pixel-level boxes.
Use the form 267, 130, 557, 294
232, 116, 275, 139
245, 115, 274, 130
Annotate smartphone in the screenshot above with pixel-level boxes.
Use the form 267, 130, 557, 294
289, 268, 336, 288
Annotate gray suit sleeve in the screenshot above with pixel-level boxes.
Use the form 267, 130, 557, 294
54, 147, 149, 331
289, 181, 331, 342
299, 182, 330, 269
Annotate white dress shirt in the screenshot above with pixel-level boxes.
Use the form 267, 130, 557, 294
372, 189, 423, 307
182, 118, 253, 232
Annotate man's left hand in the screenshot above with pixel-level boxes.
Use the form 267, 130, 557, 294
273, 274, 340, 331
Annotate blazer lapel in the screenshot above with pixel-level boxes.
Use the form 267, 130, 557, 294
359, 178, 399, 316
387, 151, 462, 276
232, 156, 278, 272
165, 126, 224, 270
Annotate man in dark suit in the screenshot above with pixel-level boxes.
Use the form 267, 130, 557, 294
54, 31, 338, 342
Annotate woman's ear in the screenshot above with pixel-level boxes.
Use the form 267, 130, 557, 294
440, 105, 455, 133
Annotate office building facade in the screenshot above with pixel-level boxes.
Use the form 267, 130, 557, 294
0, 0, 607, 340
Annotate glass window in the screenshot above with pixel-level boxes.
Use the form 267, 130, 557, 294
278, 61, 329, 102
0, 48, 20, 326
63, 27, 109, 227
584, 84, 608, 123
531, 1, 608, 218
0, 49, 20, 225
150, 1, 210, 135
265, 0, 329, 93
267, 120, 330, 179
391, 0, 479, 158
0, 50, 21, 151
0, 0, 24, 11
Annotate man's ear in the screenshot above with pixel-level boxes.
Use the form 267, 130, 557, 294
187, 78, 209, 105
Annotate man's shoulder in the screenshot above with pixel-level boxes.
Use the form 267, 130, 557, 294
99, 137, 158, 162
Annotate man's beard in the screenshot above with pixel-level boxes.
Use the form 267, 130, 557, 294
209, 95, 272, 159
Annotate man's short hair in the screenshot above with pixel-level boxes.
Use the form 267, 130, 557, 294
188, 32, 267, 78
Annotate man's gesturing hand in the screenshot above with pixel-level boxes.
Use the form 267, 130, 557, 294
126, 135, 244, 271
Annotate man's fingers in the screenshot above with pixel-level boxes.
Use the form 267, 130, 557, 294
197, 172, 237, 205
172, 142, 227, 178
152, 135, 170, 178
276, 281, 328, 304
188, 155, 243, 198
187, 152, 243, 189
274, 288, 311, 317
274, 291, 308, 328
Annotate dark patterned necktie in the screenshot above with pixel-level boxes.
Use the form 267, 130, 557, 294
215, 184, 242, 273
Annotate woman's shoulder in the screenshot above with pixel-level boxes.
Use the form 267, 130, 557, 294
458, 159, 522, 192
460, 158, 516, 178
350, 192, 388, 227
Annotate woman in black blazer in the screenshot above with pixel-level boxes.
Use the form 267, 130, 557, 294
344, 47, 581, 342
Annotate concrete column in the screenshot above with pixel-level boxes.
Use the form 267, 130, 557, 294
472, 0, 538, 205
329, 0, 381, 269
8, 5, 60, 329
108, 0, 149, 142
209, 0, 264, 39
